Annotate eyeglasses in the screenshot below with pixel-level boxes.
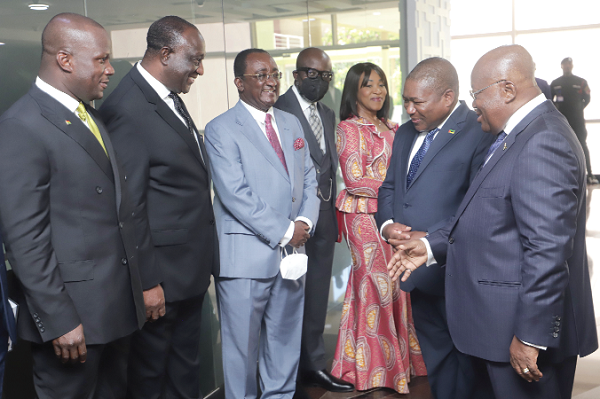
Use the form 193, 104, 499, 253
296, 67, 334, 82
242, 72, 282, 82
469, 80, 507, 100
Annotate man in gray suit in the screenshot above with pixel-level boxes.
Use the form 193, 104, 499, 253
204, 48, 319, 398
390, 45, 597, 399
0, 13, 146, 398
274, 48, 353, 394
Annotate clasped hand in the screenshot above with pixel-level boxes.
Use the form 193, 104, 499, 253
289, 221, 310, 248
386, 238, 428, 282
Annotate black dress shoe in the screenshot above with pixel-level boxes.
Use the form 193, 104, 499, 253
301, 369, 354, 392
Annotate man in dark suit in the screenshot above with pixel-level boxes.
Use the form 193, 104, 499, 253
99, 16, 217, 399
0, 13, 147, 398
390, 45, 598, 399
0, 234, 17, 397
274, 47, 353, 394
376, 57, 493, 399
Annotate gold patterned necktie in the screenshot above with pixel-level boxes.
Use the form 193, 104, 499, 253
77, 102, 108, 157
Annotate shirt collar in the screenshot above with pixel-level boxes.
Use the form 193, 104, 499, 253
136, 62, 171, 101
503, 94, 546, 135
291, 84, 313, 112
240, 99, 275, 125
35, 76, 80, 113
434, 101, 461, 132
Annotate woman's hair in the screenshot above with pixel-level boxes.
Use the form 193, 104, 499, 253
339, 62, 390, 121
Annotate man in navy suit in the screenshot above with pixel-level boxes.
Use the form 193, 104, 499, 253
390, 45, 598, 399
376, 57, 493, 399
0, 234, 17, 397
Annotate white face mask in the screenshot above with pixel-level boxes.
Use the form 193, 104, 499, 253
280, 248, 308, 280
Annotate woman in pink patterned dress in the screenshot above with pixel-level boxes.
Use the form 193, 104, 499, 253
331, 63, 427, 394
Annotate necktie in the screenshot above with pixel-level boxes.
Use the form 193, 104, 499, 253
309, 103, 325, 154
265, 113, 288, 173
406, 127, 438, 188
169, 92, 204, 161
483, 131, 507, 166
77, 102, 107, 156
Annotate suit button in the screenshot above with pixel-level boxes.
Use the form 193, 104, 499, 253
40, 327, 45, 333
554, 321, 560, 327
552, 332, 559, 338
124, 175, 127, 181
317, 168, 320, 173
96, 186, 103, 194
448, 237, 455, 244
121, 258, 128, 265
555, 316, 561, 321
554, 327, 560, 332
403, 203, 409, 209
131, 212, 135, 217
33, 313, 38, 318
119, 222, 124, 229
210, 219, 215, 225
292, 197, 296, 202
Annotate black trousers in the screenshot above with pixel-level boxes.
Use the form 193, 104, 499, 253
31, 335, 130, 399
127, 293, 205, 399
299, 208, 337, 372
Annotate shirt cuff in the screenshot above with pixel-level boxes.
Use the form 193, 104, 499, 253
419, 237, 437, 266
519, 338, 547, 350
380, 219, 393, 241
279, 221, 295, 247
295, 216, 313, 231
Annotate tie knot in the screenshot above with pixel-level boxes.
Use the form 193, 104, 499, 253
265, 113, 272, 124
76, 102, 87, 122
427, 127, 439, 137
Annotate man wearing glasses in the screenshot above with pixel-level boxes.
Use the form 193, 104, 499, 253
204, 48, 319, 399
274, 48, 353, 395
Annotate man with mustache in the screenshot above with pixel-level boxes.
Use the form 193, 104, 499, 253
274, 47, 353, 394
204, 48, 319, 398
0, 13, 146, 398
389, 45, 598, 399
100, 16, 218, 399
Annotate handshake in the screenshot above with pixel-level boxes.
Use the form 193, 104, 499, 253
382, 222, 428, 282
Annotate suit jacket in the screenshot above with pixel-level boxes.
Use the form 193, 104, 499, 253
0, 84, 146, 344
0, 234, 16, 344
204, 101, 319, 279
376, 101, 494, 294
99, 66, 217, 302
428, 100, 598, 362
274, 87, 338, 237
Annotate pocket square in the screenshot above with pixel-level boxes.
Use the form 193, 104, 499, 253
294, 138, 305, 150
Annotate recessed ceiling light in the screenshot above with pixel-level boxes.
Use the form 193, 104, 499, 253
0, 42, 5, 46
29, 4, 50, 11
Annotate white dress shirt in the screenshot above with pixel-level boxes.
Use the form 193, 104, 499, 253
240, 100, 313, 247
35, 76, 94, 132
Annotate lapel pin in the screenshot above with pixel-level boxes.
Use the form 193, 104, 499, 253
503, 142, 507, 151
65, 120, 72, 125
448, 129, 455, 134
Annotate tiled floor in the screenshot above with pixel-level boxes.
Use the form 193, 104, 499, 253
303, 183, 600, 399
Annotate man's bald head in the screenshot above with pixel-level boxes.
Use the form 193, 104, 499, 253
406, 57, 459, 97
470, 45, 541, 134
296, 47, 330, 70
39, 13, 113, 102
41, 13, 105, 60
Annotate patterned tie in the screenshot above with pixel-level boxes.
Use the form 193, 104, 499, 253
406, 127, 438, 188
169, 92, 204, 160
309, 103, 325, 153
483, 131, 507, 166
265, 113, 288, 173
76, 102, 107, 156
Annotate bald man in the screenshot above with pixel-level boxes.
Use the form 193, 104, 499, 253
389, 45, 597, 399
0, 13, 146, 398
377, 57, 494, 399
274, 47, 353, 393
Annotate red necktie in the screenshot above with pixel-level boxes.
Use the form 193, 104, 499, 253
265, 113, 288, 174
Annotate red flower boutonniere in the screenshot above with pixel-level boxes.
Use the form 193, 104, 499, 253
294, 138, 305, 150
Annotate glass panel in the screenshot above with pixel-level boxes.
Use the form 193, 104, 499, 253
450, 0, 512, 36
515, 0, 600, 30
517, 29, 600, 120
335, 7, 400, 45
